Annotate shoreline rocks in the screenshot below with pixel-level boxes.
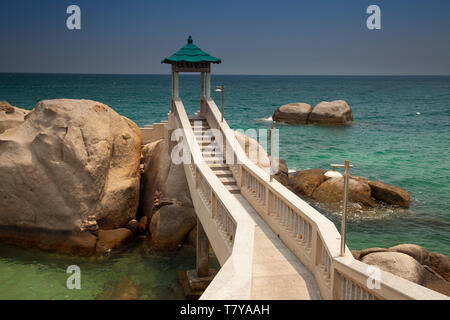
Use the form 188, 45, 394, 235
272, 100, 353, 125
288, 168, 410, 209
354, 244, 450, 296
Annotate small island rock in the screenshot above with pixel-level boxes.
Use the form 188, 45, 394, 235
272, 103, 312, 124
308, 100, 353, 124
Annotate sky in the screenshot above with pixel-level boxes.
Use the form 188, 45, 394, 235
0, 0, 449, 75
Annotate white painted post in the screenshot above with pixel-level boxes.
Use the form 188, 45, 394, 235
174, 71, 179, 98
201, 72, 205, 97
206, 72, 211, 99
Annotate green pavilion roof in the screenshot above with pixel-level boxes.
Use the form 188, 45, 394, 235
161, 36, 221, 64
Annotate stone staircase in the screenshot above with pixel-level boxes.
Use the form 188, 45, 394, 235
189, 115, 240, 194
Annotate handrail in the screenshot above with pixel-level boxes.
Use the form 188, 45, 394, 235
201, 96, 448, 300
170, 98, 256, 299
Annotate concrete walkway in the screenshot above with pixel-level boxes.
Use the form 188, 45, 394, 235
234, 194, 321, 300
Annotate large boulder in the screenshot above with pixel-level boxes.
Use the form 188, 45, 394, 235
361, 251, 427, 284
141, 139, 192, 218
368, 180, 410, 208
311, 176, 377, 207
272, 103, 312, 124
289, 168, 326, 196
361, 251, 450, 296
0, 99, 141, 237
149, 204, 197, 250
0, 101, 29, 134
309, 100, 353, 124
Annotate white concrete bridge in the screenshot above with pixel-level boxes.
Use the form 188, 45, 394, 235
139, 36, 447, 300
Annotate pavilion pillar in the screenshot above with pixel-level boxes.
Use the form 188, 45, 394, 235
205, 71, 211, 99
201, 72, 205, 97
174, 71, 179, 98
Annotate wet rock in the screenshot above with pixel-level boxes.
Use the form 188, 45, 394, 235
0, 227, 97, 256
368, 180, 410, 208
149, 204, 196, 251
289, 168, 326, 197
97, 279, 140, 300
96, 228, 134, 253
311, 176, 377, 207
272, 103, 312, 124
309, 100, 353, 124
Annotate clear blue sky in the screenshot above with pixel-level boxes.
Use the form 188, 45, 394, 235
1, 0, 449, 75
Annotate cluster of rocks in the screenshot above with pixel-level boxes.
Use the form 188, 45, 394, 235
352, 244, 450, 296
272, 100, 353, 125
287, 168, 410, 209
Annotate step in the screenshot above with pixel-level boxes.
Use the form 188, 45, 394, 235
226, 185, 240, 194
204, 157, 225, 164
219, 177, 237, 185
214, 170, 233, 177
209, 164, 229, 170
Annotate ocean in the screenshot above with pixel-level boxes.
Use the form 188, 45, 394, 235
0, 73, 449, 299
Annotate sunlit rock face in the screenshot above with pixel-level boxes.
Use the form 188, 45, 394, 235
0, 99, 141, 233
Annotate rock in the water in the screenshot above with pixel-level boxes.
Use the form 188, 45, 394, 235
309, 100, 353, 124
311, 176, 377, 207
429, 252, 450, 282
361, 252, 427, 284
388, 244, 430, 265
0, 99, 141, 236
273, 158, 289, 186
126, 219, 139, 234
96, 228, 134, 253
368, 180, 410, 208
97, 279, 140, 300
289, 169, 326, 196
149, 204, 197, 250
272, 103, 312, 124
141, 139, 192, 218
0, 227, 97, 256
138, 216, 149, 234
0, 101, 29, 134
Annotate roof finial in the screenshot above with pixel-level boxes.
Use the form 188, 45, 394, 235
188, 35, 193, 44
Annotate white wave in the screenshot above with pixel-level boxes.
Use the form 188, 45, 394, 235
256, 116, 273, 122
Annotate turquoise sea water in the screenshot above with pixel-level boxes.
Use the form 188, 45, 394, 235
1, 73, 449, 298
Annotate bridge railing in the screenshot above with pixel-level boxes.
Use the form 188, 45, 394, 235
201, 96, 447, 300
170, 97, 256, 299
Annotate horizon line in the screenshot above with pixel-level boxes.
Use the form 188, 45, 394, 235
0, 72, 449, 77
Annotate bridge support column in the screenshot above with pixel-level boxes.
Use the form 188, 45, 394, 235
205, 71, 211, 99
185, 218, 216, 293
